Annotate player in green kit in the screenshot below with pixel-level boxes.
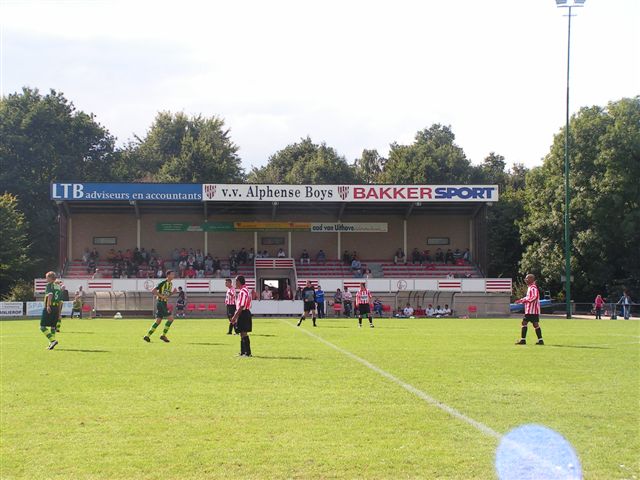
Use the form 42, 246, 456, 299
40, 271, 61, 350
143, 270, 177, 343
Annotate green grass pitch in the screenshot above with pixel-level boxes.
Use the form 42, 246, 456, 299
1, 317, 638, 479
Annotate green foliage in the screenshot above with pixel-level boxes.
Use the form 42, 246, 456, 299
520, 97, 640, 300
380, 124, 478, 183
0, 193, 31, 295
2, 279, 34, 302
136, 112, 245, 183
0, 88, 116, 277
248, 137, 357, 184
354, 149, 385, 184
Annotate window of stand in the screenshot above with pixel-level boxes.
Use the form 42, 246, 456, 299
93, 237, 117, 246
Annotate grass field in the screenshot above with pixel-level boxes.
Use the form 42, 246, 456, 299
1, 316, 638, 479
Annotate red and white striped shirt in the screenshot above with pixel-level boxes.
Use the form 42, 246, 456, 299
236, 286, 252, 310
225, 287, 236, 305
356, 288, 371, 305
520, 283, 540, 315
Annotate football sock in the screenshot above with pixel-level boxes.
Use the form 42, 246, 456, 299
358, 317, 362, 326
56, 320, 61, 330
147, 321, 161, 336
245, 336, 251, 356
368, 316, 373, 325
40, 326, 55, 342
240, 337, 246, 355
227, 322, 234, 334
521, 325, 528, 339
534, 325, 543, 339
163, 320, 174, 335
312, 316, 316, 326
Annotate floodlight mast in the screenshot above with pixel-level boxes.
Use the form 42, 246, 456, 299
555, 0, 585, 319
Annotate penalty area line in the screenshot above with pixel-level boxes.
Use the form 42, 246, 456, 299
281, 320, 502, 441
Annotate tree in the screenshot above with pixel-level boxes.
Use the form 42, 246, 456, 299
380, 124, 476, 184
479, 154, 529, 279
0, 193, 31, 295
520, 97, 640, 300
248, 137, 358, 184
0, 88, 116, 275
354, 149, 385, 184
136, 112, 245, 183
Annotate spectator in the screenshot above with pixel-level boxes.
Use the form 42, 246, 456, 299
443, 304, 452, 316
316, 249, 326, 265
248, 248, 255, 263
140, 247, 150, 264
463, 248, 471, 262
364, 267, 372, 279
426, 304, 435, 317
113, 263, 122, 278
106, 248, 117, 264
262, 250, 270, 258
262, 285, 273, 300
229, 256, 238, 275
90, 248, 99, 261
284, 283, 293, 300
315, 284, 325, 318
617, 290, 633, 320
204, 255, 214, 275
156, 267, 164, 279
333, 288, 343, 308
212, 257, 222, 277
71, 294, 83, 319
434, 305, 444, 317
82, 247, 91, 265
185, 265, 196, 278
277, 248, 286, 258
300, 249, 310, 264
343, 288, 353, 317
172, 248, 180, 263
351, 256, 362, 276
594, 294, 605, 319
149, 256, 159, 270
446, 272, 454, 279
196, 249, 204, 264
178, 259, 187, 278
179, 247, 188, 261
60, 284, 70, 302
453, 248, 462, 260
87, 258, 97, 274
123, 249, 133, 262
92, 268, 102, 279
295, 287, 303, 300
394, 248, 406, 265
411, 248, 422, 265
423, 250, 433, 263
403, 303, 414, 317
373, 297, 383, 316
237, 248, 247, 264
342, 250, 351, 266
435, 248, 444, 263
445, 249, 454, 265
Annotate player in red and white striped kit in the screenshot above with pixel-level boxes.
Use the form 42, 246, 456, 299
515, 274, 544, 345
224, 278, 236, 335
356, 282, 374, 328
230, 275, 253, 356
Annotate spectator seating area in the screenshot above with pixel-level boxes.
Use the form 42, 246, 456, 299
297, 259, 481, 278
64, 260, 254, 279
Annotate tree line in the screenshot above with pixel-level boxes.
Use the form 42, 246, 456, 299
1, 87, 638, 301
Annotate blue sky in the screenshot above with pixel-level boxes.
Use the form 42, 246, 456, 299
1, 0, 638, 171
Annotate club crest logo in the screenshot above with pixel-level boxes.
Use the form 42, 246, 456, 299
204, 184, 217, 200
338, 186, 350, 200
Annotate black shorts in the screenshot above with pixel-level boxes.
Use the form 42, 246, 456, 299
227, 304, 236, 317
236, 309, 252, 333
40, 305, 59, 327
523, 314, 540, 323
176, 304, 185, 311
358, 304, 371, 315
304, 301, 316, 312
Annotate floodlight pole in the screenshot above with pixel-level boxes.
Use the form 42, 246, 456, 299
557, 1, 583, 319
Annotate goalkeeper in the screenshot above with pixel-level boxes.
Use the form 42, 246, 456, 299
143, 270, 177, 343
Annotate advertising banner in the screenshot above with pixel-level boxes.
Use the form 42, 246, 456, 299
0, 302, 23, 317
26, 301, 73, 316
157, 222, 388, 233
202, 184, 499, 203
51, 183, 202, 201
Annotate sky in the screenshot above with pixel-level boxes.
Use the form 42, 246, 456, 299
1, 0, 638, 172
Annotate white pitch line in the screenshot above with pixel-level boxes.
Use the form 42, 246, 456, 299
282, 320, 502, 440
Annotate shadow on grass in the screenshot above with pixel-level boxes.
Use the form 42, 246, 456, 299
187, 342, 226, 346
57, 348, 110, 353
251, 334, 277, 337
57, 331, 95, 334
547, 344, 610, 350
251, 355, 312, 361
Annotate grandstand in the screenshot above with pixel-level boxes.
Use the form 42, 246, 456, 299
40, 182, 509, 316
